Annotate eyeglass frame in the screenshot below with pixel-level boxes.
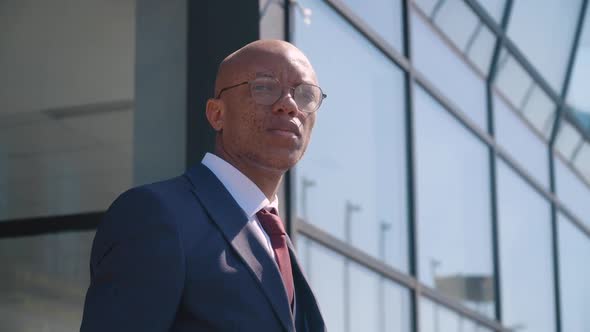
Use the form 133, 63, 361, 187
215, 78, 327, 113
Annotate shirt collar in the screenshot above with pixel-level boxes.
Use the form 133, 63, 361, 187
202, 153, 279, 218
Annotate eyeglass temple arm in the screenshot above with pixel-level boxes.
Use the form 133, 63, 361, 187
216, 81, 249, 99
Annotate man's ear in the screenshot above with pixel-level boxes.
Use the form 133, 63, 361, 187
206, 98, 224, 131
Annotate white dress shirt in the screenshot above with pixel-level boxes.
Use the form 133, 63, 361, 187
202, 153, 277, 259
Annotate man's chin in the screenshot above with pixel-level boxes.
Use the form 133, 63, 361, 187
259, 150, 303, 172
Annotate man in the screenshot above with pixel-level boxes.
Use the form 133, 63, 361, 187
80, 40, 327, 332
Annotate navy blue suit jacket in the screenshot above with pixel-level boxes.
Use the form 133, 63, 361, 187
80, 164, 326, 331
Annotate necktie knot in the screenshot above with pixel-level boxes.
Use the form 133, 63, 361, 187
256, 208, 286, 236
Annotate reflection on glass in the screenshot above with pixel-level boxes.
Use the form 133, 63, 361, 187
521, 86, 556, 138
413, 1, 496, 75
0, 231, 94, 332
496, 160, 555, 332
340, 0, 404, 52
414, 0, 439, 16
412, 11, 487, 129
572, 143, 590, 182
294, 0, 408, 272
414, 86, 495, 318
494, 49, 556, 139
558, 213, 590, 332
464, 23, 496, 75
259, 0, 285, 40
476, 0, 506, 22
383, 276, 412, 332
493, 93, 549, 188
296, 236, 345, 332
494, 49, 533, 111
349, 262, 411, 332
420, 297, 493, 332
566, 6, 590, 136
555, 120, 584, 160
297, 235, 411, 332
0, 0, 135, 221
434, 0, 480, 51
506, 0, 583, 90
555, 156, 590, 228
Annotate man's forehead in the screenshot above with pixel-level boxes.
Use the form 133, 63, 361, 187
244, 58, 316, 81
215, 40, 317, 94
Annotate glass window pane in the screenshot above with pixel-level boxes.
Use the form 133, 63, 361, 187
494, 49, 533, 111
0, 231, 94, 331
383, 277, 412, 332
476, 0, 506, 22
465, 24, 496, 75
420, 297, 494, 332
555, 156, 590, 228
555, 120, 584, 160
415, 86, 495, 318
296, 236, 412, 332
572, 142, 590, 182
521, 86, 556, 138
349, 262, 412, 332
558, 213, 590, 332
496, 160, 555, 332
414, 0, 440, 16
494, 49, 556, 139
0, 0, 134, 221
567, 6, 590, 117
259, 0, 285, 40
340, 0, 404, 52
430, 0, 496, 75
294, 0, 408, 272
296, 236, 345, 332
414, 1, 496, 75
493, 94, 549, 188
412, 11, 488, 129
506, 0, 584, 90
434, 0, 480, 51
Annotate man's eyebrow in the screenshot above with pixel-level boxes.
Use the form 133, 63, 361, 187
255, 72, 275, 78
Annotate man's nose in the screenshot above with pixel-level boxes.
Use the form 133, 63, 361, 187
271, 91, 299, 116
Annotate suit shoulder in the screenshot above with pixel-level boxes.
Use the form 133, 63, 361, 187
110, 175, 191, 209
98, 175, 192, 234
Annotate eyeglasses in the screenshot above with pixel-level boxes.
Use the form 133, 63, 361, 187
216, 77, 327, 113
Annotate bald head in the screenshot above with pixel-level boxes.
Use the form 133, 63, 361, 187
214, 40, 317, 97
205, 39, 320, 189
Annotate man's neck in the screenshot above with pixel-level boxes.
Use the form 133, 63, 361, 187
213, 147, 284, 200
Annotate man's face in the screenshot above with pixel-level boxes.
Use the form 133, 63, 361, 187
215, 48, 318, 172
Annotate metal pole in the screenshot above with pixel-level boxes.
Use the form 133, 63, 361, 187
379, 221, 392, 332
343, 200, 361, 332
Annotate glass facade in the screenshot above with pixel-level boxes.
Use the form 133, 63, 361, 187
293, 0, 408, 272
414, 86, 494, 317
0, 0, 135, 221
2, 1, 590, 332
420, 297, 493, 332
558, 213, 590, 332
496, 160, 555, 332
292, 0, 590, 331
0, 231, 94, 331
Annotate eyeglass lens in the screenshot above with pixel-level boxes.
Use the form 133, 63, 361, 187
249, 78, 323, 113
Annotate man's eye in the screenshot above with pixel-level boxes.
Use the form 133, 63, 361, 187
253, 84, 273, 92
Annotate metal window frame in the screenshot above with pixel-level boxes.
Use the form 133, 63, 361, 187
486, 1, 514, 325
0, 212, 101, 239
548, 2, 589, 332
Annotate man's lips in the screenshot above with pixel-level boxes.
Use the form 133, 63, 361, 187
267, 122, 302, 137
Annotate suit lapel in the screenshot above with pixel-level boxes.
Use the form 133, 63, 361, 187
185, 164, 294, 332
